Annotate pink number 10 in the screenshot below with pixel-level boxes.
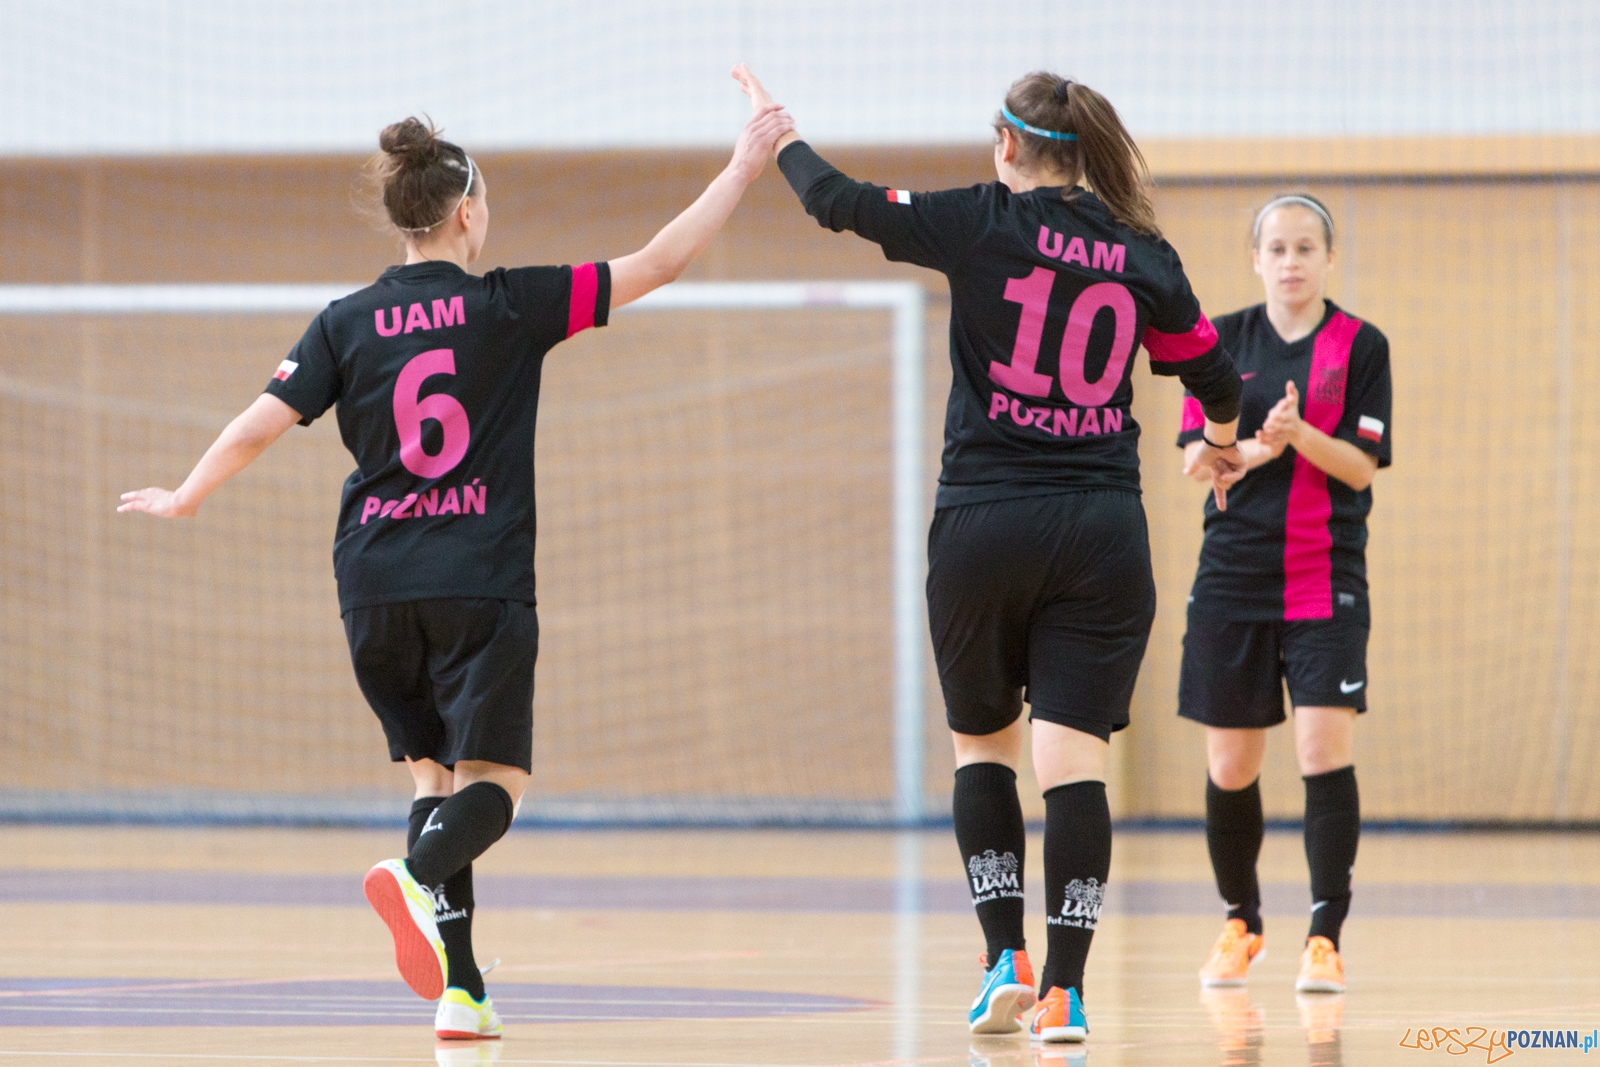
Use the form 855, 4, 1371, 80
394, 349, 471, 478
989, 267, 1137, 408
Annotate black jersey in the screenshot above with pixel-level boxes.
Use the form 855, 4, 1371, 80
265, 259, 611, 612
777, 142, 1241, 508
1175, 302, 1392, 622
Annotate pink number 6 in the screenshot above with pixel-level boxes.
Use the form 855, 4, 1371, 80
394, 349, 471, 478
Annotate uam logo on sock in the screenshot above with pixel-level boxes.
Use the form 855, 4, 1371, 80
968, 849, 1022, 897
1048, 877, 1105, 929
432, 887, 468, 924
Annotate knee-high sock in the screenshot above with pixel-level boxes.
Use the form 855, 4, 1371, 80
408, 796, 447, 853
1039, 781, 1111, 1000
406, 781, 515, 888
1206, 777, 1264, 934
408, 795, 486, 999
1303, 766, 1359, 949
953, 763, 1027, 967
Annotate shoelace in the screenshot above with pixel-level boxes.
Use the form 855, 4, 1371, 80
1213, 927, 1245, 958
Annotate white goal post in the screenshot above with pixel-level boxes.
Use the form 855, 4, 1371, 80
0, 281, 931, 824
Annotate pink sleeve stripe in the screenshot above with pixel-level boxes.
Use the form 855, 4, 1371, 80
567, 262, 599, 338
1180, 396, 1205, 433
1143, 314, 1219, 363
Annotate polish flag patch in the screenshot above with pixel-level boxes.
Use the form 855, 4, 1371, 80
887, 189, 912, 205
1357, 414, 1384, 442
273, 360, 298, 382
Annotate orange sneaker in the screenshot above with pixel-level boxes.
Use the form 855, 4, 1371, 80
1295, 936, 1345, 993
1030, 986, 1087, 1043
1199, 918, 1265, 986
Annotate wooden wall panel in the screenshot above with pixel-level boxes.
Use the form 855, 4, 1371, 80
0, 147, 1593, 820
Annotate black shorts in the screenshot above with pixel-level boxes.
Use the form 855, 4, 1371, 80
1178, 602, 1369, 729
343, 598, 537, 773
927, 490, 1157, 741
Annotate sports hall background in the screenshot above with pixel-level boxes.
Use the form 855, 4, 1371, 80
1, 1, 1596, 825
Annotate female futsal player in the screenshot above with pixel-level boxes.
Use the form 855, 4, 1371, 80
734, 65, 1245, 1044
1176, 194, 1391, 995
118, 101, 794, 1041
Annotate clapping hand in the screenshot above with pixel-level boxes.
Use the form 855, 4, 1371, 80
1258, 380, 1303, 455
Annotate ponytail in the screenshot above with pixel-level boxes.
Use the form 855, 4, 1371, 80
994, 73, 1160, 237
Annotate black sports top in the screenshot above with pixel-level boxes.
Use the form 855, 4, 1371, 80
265, 259, 611, 612
1176, 302, 1392, 621
777, 141, 1241, 508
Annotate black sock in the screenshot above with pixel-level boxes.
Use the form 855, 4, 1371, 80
406, 795, 485, 998
1303, 766, 1359, 950
408, 796, 447, 853
434, 865, 482, 999
1039, 780, 1111, 1000
406, 781, 515, 888
1206, 777, 1264, 935
953, 763, 1027, 967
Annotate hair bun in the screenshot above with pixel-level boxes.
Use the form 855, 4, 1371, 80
378, 117, 442, 169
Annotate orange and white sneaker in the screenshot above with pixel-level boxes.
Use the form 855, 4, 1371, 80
1030, 986, 1087, 1044
363, 859, 448, 1000
1295, 936, 1346, 993
1199, 918, 1266, 986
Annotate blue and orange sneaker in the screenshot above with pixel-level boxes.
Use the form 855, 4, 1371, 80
968, 949, 1037, 1034
1030, 986, 1088, 1044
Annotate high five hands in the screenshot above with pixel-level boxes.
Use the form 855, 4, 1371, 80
732, 65, 798, 158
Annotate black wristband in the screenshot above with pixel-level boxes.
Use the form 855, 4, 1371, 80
1202, 434, 1239, 450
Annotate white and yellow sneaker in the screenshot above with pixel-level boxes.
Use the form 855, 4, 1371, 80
363, 858, 449, 1000
435, 987, 503, 1041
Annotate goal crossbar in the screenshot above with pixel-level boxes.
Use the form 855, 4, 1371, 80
0, 281, 930, 825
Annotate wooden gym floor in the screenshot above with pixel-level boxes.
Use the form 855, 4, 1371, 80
1, 824, 1597, 1065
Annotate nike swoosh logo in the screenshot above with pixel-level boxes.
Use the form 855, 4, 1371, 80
1311, 901, 1328, 912
1339, 680, 1365, 694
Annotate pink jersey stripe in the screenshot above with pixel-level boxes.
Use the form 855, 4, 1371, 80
1283, 311, 1362, 620
567, 262, 599, 338
1180, 395, 1204, 433
1142, 314, 1219, 363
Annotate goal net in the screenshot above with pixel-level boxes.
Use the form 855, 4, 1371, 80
0, 282, 936, 826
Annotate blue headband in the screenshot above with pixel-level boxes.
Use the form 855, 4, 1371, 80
1002, 106, 1076, 142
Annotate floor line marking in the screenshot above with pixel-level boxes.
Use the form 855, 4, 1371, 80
0, 1052, 970, 1067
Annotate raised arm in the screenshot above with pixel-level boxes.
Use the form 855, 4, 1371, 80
608, 101, 794, 309
118, 393, 300, 517
733, 64, 980, 272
